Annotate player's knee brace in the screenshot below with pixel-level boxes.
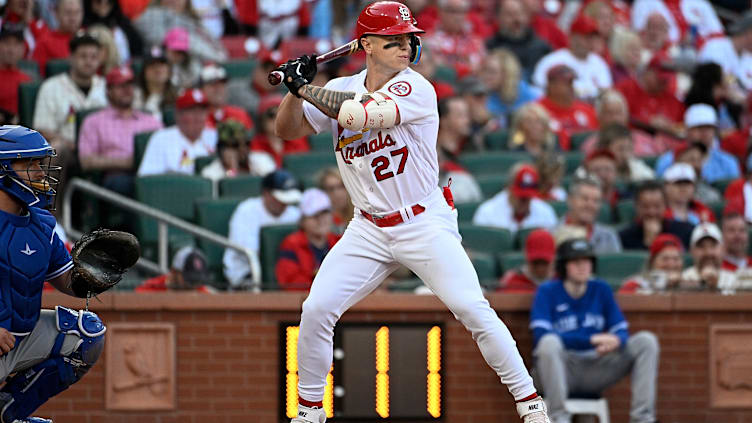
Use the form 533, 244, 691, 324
0, 307, 105, 423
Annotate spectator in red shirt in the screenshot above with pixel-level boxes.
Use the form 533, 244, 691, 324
721, 210, 752, 272
1, 0, 49, 59
250, 95, 309, 168
537, 65, 598, 150
136, 246, 216, 293
200, 63, 254, 130
317, 167, 353, 235
423, 0, 487, 77
521, 0, 568, 49
662, 163, 715, 225
497, 228, 555, 292
0, 24, 31, 122
620, 233, 685, 293
276, 188, 340, 291
33, 0, 83, 76
724, 153, 752, 224
615, 53, 684, 139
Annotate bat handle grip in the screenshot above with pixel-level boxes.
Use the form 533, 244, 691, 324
268, 70, 284, 86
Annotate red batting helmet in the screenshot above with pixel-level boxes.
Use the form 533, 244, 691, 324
356, 1, 425, 40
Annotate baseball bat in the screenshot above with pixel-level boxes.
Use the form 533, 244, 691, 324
267, 39, 361, 86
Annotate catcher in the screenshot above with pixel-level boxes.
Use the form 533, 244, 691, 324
0, 125, 139, 423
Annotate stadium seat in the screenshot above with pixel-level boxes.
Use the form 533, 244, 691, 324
470, 251, 499, 287
711, 179, 734, 196
484, 129, 509, 150
17, 60, 39, 80
221, 35, 251, 58
642, 156, 658, 170
45, 59, 70, 77
133, 131, 155, 172
135, 174, 213, 254
309, 132, 334, 152
18, 81, 41, 127
388, 278, 423, 292
460, 151, 532, 177
218, 175, 263, 198
708, 201, 724, 221
459, 223, 513, 254
597, 251, 648, 290
499, 252, 525, 273
195, 156, 215, 175
259, 224, 299, 289
455, 201, 481, 222
195, 196, 244, 282
74, 108, 103, 147
476, 174, 507, 198
222, 59, 256, 79
515, 226, 540, 249
162, 106, 176, 126
283, 151, 337, 182
433, 65, 457, 84
550, 201, 567, 218
615, 200, 635, 223
564, 152, 585, 174
569, 131, 594, 151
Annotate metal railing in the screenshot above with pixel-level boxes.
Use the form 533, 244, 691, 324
62, 178, 261, 291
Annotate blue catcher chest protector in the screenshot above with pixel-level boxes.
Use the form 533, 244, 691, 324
0, 126, 59, 210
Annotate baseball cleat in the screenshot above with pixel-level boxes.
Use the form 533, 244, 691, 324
517, 396, 551, 423
290, 404, 326, 423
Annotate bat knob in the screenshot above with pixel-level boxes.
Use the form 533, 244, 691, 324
268, 71, 283, 86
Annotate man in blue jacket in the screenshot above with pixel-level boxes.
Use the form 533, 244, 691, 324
530, 238, 659, 423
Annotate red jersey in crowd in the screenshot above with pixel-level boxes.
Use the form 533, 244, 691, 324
206, 105, 254, 130
0, 65, 31, 115
723, 257, 752, 272
664, 200, 716, 224
276, 230, 340, 291
0, 12, 49, 57
32, 30, 72, 76
538, 96, 598, 150
250, 133, 309, 167
615, 76, 685, 129
135, 274, 214, 293
497, 269, 538, 293
531, 14, 568, 49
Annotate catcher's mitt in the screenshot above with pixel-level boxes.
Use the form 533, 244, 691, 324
70, 229, 141, 298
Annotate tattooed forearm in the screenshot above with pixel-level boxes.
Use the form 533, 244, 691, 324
300, 85, 357, 119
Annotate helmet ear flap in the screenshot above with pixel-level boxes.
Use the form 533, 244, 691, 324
409, 34, 421, 64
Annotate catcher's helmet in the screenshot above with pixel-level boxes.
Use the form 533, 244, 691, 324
0, 125, 60, 209
555, 238, 596, 280
356, 1, 424, 64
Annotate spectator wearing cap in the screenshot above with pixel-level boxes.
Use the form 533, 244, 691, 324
537, 65, 598, 151
682, 63, 741, 138
522, 0, 569, 50
655, 104, 741, 183
631, 0, 724, 48
250, 95, 310, 168
673, 141, 721, 205
138, 88, 217, 176
662, 163, 715, 225
555, 176, 622, 254
486, 0, 551, 79
201, 119, 275, 182
0, 24, 32, 122
698, 11, 752, 92
497, 228, 555, 293
224, 169, 302, 287
161, 27, 202, 90
200, 63, 253, 130
680, 223, 738, 293
133, 47, 177, 122
530, 238, 659, 423
226, 41, 283, 115
721, 210, 752, 273
620, 233, 685, 293
136, 246, 215, 293
423, 0, 487, 77
532, 15, 612, 101
508, 102, 557, 156
614, 53, 684, 138
473, 163, 557, 234
724, 154, 752, 224
276, 188, 341, 291
32, 0, 83, 75
482, 49, 542, 127
134, 0, 227, 64
78, 65, 162, 195
619, 180, 695, 250
83, 0, 143, 64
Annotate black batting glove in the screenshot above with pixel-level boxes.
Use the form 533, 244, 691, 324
277, 54, 317, 97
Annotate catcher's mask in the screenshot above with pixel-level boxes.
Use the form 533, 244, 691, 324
0, 125, 60, 210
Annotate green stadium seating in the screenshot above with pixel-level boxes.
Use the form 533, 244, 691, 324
45, 59, 70, 77
218, 175, 263, 198
458, 223, 513, 254
135, 175, 213, 252
515, 226, 540, 249
162, 106, 176, 127
133, 131, 154, 172
470, 251, 498, 283
455, 201, 481, 222
259, 224, 298, 289
17, 60, 39, 80
550, 201, 567, 218
708, 201, 724, 221
460, 151, 532, 177
476, 174, 507, 198
615, 200, 635, 223
222, 59, 256, 79
484, 130, 509, 150
570, 131, 594, 151
309, 132, 334, 152
597, 250, 648, 290
642, 156, 658, 170
564, 151, 585, 174
548, 201, 611, 224
498, 251, 526, 274
195, 196, 244, 282
711, 179, 734, 196
283, 151, 337, 183
74, 108, 103, 148
597, 203, 613, 224
388, 278, 423, 292
195, 156, 215, 175
433, 65, 457, 84
18, 81, 41, 127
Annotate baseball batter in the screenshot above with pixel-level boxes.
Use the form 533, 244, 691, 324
274, 3, 550, 422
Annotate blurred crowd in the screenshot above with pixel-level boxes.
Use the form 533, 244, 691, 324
1, 0, 752, 293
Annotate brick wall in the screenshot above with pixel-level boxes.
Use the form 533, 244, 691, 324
36, 293, 752, 423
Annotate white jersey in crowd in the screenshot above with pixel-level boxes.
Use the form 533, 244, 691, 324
698, 37, 752, 91
137, 126, 218, 176
631, 0, 723, 44
303, 67, 439, 214
532, 49, 612, 100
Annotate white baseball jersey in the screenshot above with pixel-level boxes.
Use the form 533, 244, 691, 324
302, 67, 439, 214
137, 126, 217, 176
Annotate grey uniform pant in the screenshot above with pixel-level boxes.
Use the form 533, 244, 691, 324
0, 310, 80, 382
533, 331, 660, 423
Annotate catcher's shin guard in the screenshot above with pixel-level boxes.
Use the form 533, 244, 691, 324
0, 308, 105, 423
